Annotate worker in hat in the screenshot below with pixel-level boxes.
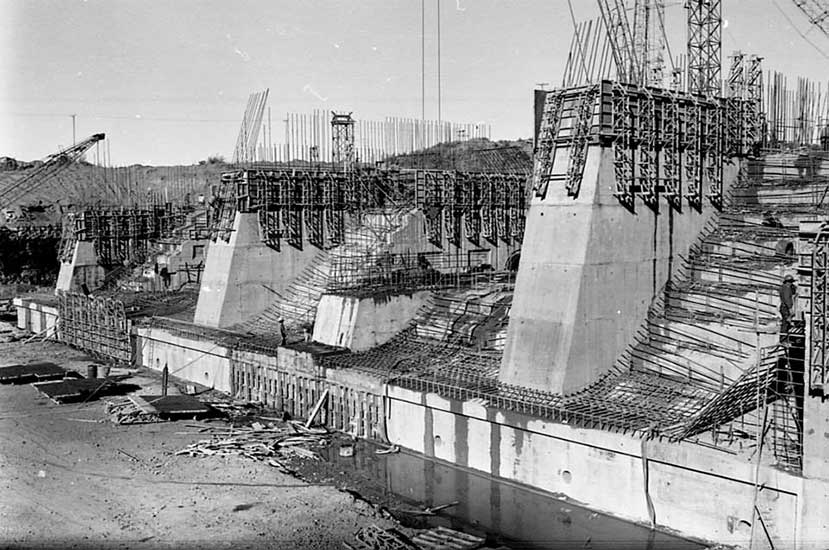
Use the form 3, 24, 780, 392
779, 274, 797, 338
278, 318, 287, 345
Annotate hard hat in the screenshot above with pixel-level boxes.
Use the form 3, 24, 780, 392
784, 274, 795, 282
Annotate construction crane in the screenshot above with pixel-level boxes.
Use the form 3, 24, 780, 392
631, 0, 669, 87
791, 0, 829, 36
0, 133, 105, 218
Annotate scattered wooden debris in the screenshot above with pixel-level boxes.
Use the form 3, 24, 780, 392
410, 526, 485, 550
175, 424, 331, 466
105, 398, 163, 425
375, 444, 400, 455
305, 388, 329, 428
117, 448, 142, 462
351, 524, 418, 550
397, 500, 460, 517
131, 395, 213, 419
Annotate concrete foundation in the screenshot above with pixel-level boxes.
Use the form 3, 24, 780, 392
193, 213, 317, 328
501, 146, 740, 393
313, 291, 430, 351
134, 326, 232, 392
385, 384, 829, 549
55, 241, 106, 294
13, 297, 58, 336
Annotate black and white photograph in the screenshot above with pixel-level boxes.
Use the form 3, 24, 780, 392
1, 1, 828, 548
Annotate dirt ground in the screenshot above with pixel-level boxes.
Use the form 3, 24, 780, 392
0, 339, 405, 550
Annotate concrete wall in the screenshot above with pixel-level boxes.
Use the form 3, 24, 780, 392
55, 241, 106, 294
313, 291, 430, 351
194, 213, 317, 328
386, 385, 829, 549
502, 145, 741, 393
13, 298, 58, 336
133, 326, 232, 393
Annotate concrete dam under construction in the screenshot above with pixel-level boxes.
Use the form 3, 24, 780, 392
4, 1, 829, 548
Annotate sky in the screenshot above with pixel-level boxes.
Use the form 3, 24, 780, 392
1, 0, 827, 166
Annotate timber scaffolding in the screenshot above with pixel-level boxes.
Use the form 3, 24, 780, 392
59, 202, 200, 267
534, 78, 759, 211
208, 166, 527, 253
54, 289, 199, 363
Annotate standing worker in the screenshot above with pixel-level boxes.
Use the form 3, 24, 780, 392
779, 274, 797, 338
278, 318, 287, 345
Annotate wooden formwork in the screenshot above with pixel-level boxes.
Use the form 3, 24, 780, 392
229, 356, 385, 441
57, 291, 131, 363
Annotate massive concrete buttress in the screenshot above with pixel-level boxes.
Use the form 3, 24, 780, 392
55, 241, 106, 294
501, 145, 740, 393
194, 212, 316, 328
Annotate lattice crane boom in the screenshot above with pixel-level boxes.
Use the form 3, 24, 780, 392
792, 0, 829, 36
0, 133, 106, 210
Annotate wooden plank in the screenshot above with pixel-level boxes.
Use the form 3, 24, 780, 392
305, 388, 330, 428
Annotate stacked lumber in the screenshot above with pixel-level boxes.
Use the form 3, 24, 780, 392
175, 421, 330, 467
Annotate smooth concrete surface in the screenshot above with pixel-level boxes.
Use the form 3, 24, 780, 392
55, 241, 106, 294
134, 326, 232, 393
803, 393, 829, 481
313, 291, 430, 351
501, 146, 741, 393
13, 298, 58, 336
193, 213, 317, 328
385, 384, 829, 549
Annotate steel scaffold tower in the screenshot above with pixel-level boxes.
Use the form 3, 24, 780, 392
331, 112, 356, 165
687, 0, 722, 97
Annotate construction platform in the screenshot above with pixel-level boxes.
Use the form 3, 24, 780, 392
130, 394, 213, 419
0, 362, 67, 384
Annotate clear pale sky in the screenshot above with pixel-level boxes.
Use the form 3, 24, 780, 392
1, 0, 827, 165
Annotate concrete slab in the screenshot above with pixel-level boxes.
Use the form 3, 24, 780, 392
130, 395, 213, 418
0, 362, 67, 384
32, 378, 135, 403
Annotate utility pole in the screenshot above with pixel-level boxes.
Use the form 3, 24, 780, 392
71, 114, 76, 145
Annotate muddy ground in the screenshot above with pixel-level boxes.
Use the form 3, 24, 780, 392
0, 339, 413, 550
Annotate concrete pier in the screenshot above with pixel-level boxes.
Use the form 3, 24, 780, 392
501, 146, 740, 393
194, 213, 316, 328
55, 241, 105, 293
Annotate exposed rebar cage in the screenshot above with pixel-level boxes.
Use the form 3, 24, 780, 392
233, 90, 269, 165
57, 291, 131, 363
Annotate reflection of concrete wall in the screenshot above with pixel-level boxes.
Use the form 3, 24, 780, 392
194, 213, 317, 328
502, 146, 740, 393
313, 291, 430, 351
386, 385, 826, 548
383, 450, 690, 549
